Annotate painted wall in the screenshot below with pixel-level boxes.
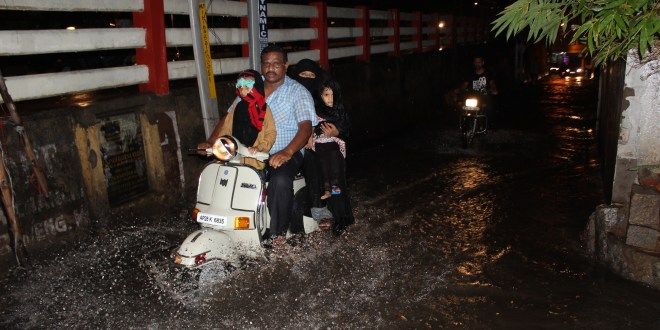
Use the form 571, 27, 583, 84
586, 51, 660, 289
612, 51, 660, 203
0, 109, 91, 268
617, 51, 660, 164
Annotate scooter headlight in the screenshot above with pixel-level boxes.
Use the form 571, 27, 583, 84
211, 136, 238, 161
465, 98, 478, 108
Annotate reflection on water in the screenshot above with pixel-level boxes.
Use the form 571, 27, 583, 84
451, 158, 490, 191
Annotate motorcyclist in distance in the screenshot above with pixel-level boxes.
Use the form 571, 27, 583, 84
461, 56, 498, 128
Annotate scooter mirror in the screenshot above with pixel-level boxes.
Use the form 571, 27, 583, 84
211, 136, 238, 161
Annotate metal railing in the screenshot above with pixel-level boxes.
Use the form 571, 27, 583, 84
0, 0, 443, 102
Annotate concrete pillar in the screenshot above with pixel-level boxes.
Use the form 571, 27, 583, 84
355, 6, 370, 63
412, 11, 422, 53
139, 112, 166, 194
387, 9, 400, 58
133, 0, 169, 95
73, 124, 109, 218
310, 1, 329, 70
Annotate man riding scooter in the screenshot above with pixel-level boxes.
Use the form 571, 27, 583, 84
198, 45, 317, 247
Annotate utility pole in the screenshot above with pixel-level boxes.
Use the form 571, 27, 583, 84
188, 0, 219, 138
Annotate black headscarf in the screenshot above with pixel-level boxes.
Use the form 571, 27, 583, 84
290, 59, 325, 98
315, 78, 350, 141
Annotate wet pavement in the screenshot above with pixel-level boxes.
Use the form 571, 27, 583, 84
2, 76, 660, 328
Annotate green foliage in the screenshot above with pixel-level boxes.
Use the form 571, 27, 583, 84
492, 0, 660, 65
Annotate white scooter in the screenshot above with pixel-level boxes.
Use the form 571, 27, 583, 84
173, 136, 319, 271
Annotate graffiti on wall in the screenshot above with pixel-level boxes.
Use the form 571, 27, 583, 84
98, 113, 149, 206
14, 143, 88, 213
22, 208, 88, 245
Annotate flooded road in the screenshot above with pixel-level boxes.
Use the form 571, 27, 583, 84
2, 76, 660, 328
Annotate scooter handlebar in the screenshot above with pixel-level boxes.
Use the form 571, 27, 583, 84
192, 136, 269, 162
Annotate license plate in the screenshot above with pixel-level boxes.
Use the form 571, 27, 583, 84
197, 212, 227, 226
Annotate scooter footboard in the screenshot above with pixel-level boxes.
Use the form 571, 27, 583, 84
175, 229, 240, 268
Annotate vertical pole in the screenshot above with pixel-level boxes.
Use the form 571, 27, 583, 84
412, 11, 422, 53
387, 9, 400, 58
240, 15, 250, 58
189, 0, 219, 138
247, 0, 268, 70
355, 6, 370, 62
133, 0, 169, 95
310, 1, 328, 69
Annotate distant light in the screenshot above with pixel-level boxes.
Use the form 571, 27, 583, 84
438, 21, 445, 28
438, 47, 444, 51
109, 22, 116, 27
474, 2, 478, 5
66, 26, 76, 30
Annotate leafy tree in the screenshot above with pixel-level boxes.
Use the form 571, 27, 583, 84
492, 0, 660, 65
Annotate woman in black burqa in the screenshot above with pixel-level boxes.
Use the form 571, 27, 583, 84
290, 59, 354, 235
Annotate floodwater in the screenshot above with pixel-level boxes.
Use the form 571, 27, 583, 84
2, 76, 660, 328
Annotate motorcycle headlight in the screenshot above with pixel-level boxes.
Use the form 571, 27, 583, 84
465, 98, 478, 108
211, 136, 237, 161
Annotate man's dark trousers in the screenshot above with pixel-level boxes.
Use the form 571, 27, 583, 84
267, 152, 304, 237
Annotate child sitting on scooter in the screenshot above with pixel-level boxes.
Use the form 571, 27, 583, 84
309, 78, 350, 200
198, 69, 276, 169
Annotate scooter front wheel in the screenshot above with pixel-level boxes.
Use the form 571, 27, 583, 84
198, 261, 233, 288
461, 117, 476, 148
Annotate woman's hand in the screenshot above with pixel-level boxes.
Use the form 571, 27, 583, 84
247, 147, 258, 155
320, 122, 339, 137
305, 136, 314, 149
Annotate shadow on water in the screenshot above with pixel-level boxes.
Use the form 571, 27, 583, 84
1, 76, 659, 328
